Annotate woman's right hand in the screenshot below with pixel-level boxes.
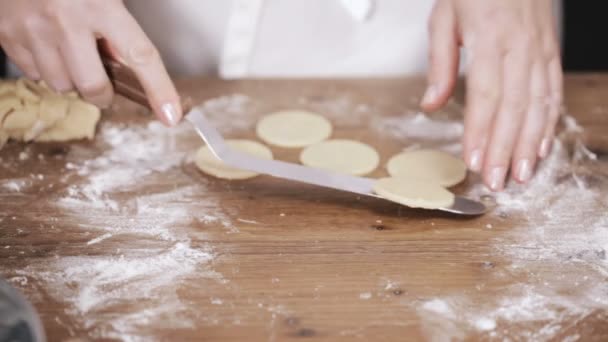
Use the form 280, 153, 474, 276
0, 0, 182, 126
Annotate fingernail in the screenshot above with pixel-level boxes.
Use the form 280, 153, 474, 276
421, 85, 437, 105
161, 103, 180, 126
539, 138, 552, 158
516, 159, 532, 183
489, 167, 507, 191
469, 149, 482, 172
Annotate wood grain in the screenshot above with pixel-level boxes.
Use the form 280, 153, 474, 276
0, 76, 607, 341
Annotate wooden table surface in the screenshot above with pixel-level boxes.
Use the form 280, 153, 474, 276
1, 76, 608, 341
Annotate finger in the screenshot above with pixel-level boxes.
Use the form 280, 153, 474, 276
0, 41, 40, 80
483, 48, 531, 191
28, 36, 73, 92
97, 9, 181, 126
539, 56, 563, 158
59, 31, 113, 108
511, 61, 548, 183
462, 46, 503, 173
421, 0, 459, 111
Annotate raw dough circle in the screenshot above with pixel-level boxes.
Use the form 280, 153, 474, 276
256, 110, 332, 148
387, 149, 467, 187
374, 177, 455, 209
299, 139, 380, 176
195, 139, 273, 180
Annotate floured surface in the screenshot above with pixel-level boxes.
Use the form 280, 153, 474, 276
1, 78, 607, 341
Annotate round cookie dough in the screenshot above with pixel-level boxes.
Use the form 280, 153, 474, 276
256, 110, 332, 148
195, 139, 273, 180
300, 139, 380, 176
387, 149, 467, 187
373, 177, 455, 209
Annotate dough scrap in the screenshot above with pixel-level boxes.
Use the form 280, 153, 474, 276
0, 94, 21, 123
387, 149, 467, 187
0, 81, 15, 96
195, 139, 273, 180
300, 139, 380, 176
0, 78, 101, 146
374, 177, 455, 209
36, 99, 101, 142
15, 79, 41, 102
256, 110, 332, 148
4, 102, 39, 140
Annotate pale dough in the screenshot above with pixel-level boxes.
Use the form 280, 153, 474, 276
256, 110, 332, 148
0, 78, 101, 147
36, 99, 100, 142
299, 139, 379, 176
374, 177, 455, 209
195, 139, 273, 180
387, 149, 467, 187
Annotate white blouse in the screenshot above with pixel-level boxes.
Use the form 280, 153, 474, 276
126, 0, 434, 78
6, 1, 560, 79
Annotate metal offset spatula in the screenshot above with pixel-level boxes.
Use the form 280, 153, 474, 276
100, 51, 487, 216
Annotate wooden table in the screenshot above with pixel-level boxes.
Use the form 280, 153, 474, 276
1, 76, 608, 341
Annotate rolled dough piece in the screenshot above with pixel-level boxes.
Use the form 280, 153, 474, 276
256, 110, 332, 148
373, 177, 455, 209
195, 139, 273, 180
35, 99, 101, 142
387, 149, 467, 187
300, 139, 380, 176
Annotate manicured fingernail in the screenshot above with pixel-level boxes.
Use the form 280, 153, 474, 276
489, 166, 507, 191
469, 149, 482, 172
421, 85, 437, 105
516, 159, 532, 183
539, 138, 552, 158
161, 103, 179, 126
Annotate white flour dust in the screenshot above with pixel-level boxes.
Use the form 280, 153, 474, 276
299, 95, 372, 126
5, 111, 246, 340
414, 115, 608, 341
199, 94, 254, 133
373, 112, 464, 142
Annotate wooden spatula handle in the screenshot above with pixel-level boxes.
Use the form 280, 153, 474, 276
98, 41, 192, 114
98, 42, 151, 109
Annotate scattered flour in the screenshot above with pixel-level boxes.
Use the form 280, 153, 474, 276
359, 292, 372, 300
2, 115, 241, 341
474, 317, 497, 331
415, 115, 608, 341
373, 112, 464, 142
1, 179, 29, 192
199, 94, 254, 133
421, 299, 453, 317
86, 233, 113, 246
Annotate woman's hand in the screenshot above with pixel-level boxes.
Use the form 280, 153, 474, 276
421, 0, 562, 191
0, 0, 182, 126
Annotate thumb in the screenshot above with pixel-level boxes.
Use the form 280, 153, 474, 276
421, 0, 460, 112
